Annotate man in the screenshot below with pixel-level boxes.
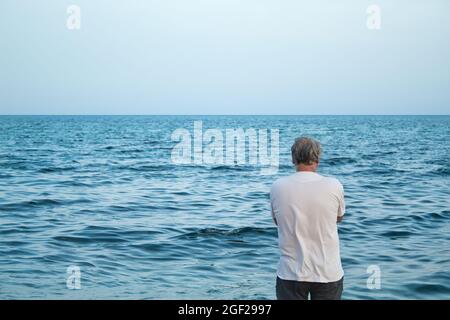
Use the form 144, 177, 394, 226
270, 137, 345, 300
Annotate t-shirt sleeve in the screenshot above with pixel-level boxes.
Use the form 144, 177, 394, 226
337, 182, 346, 217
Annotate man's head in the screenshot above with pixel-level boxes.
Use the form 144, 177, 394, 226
291, 136, 322, 172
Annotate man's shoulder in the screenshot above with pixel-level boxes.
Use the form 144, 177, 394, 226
272, 173, 343, 191
271, 176, 288, 188
271, 175, 294, 192
320, 176, 344, 190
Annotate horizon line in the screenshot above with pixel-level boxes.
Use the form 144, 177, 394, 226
1, 114, 450, 116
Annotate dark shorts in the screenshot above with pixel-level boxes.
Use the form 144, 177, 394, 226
276, 276, 344, 300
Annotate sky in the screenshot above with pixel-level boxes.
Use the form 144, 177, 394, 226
0, 0, 449, 115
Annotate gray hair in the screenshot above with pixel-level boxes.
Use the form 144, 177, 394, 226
291, 137, 322, 165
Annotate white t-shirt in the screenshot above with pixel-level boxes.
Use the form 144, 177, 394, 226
270, 171, 345, 283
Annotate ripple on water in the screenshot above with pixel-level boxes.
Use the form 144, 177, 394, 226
380, 230, 414, 239
175, 226, 277, 240
404, 283, 450, 296
52, 235, 127, 244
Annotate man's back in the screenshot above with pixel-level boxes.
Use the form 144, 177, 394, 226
270, 171, 345, 283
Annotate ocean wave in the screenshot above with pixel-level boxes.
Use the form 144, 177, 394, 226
404, 283, 450, 295
175, 226, 277, 240
380, 230, 414, 239
322, 157, 357, 166
1, 198, 93, 212
210, 165, 249, 171
53, 235, 127, 244
38, 166, 77, 173
430, 166, 450, 176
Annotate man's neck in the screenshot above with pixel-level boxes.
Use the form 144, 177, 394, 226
296, 164, 317, 172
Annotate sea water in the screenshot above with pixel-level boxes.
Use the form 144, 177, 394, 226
0, 115, 449, 299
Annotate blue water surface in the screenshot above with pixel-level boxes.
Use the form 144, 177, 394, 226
0, 115, 449, 299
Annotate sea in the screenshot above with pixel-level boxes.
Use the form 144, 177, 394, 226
0, 115, 449, 299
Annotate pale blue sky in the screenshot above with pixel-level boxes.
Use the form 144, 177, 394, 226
1, 0, 449, 115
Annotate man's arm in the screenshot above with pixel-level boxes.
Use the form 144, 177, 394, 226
337, 181, 345, 224
270, 186, 278, 226
271, 203, 277, 226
